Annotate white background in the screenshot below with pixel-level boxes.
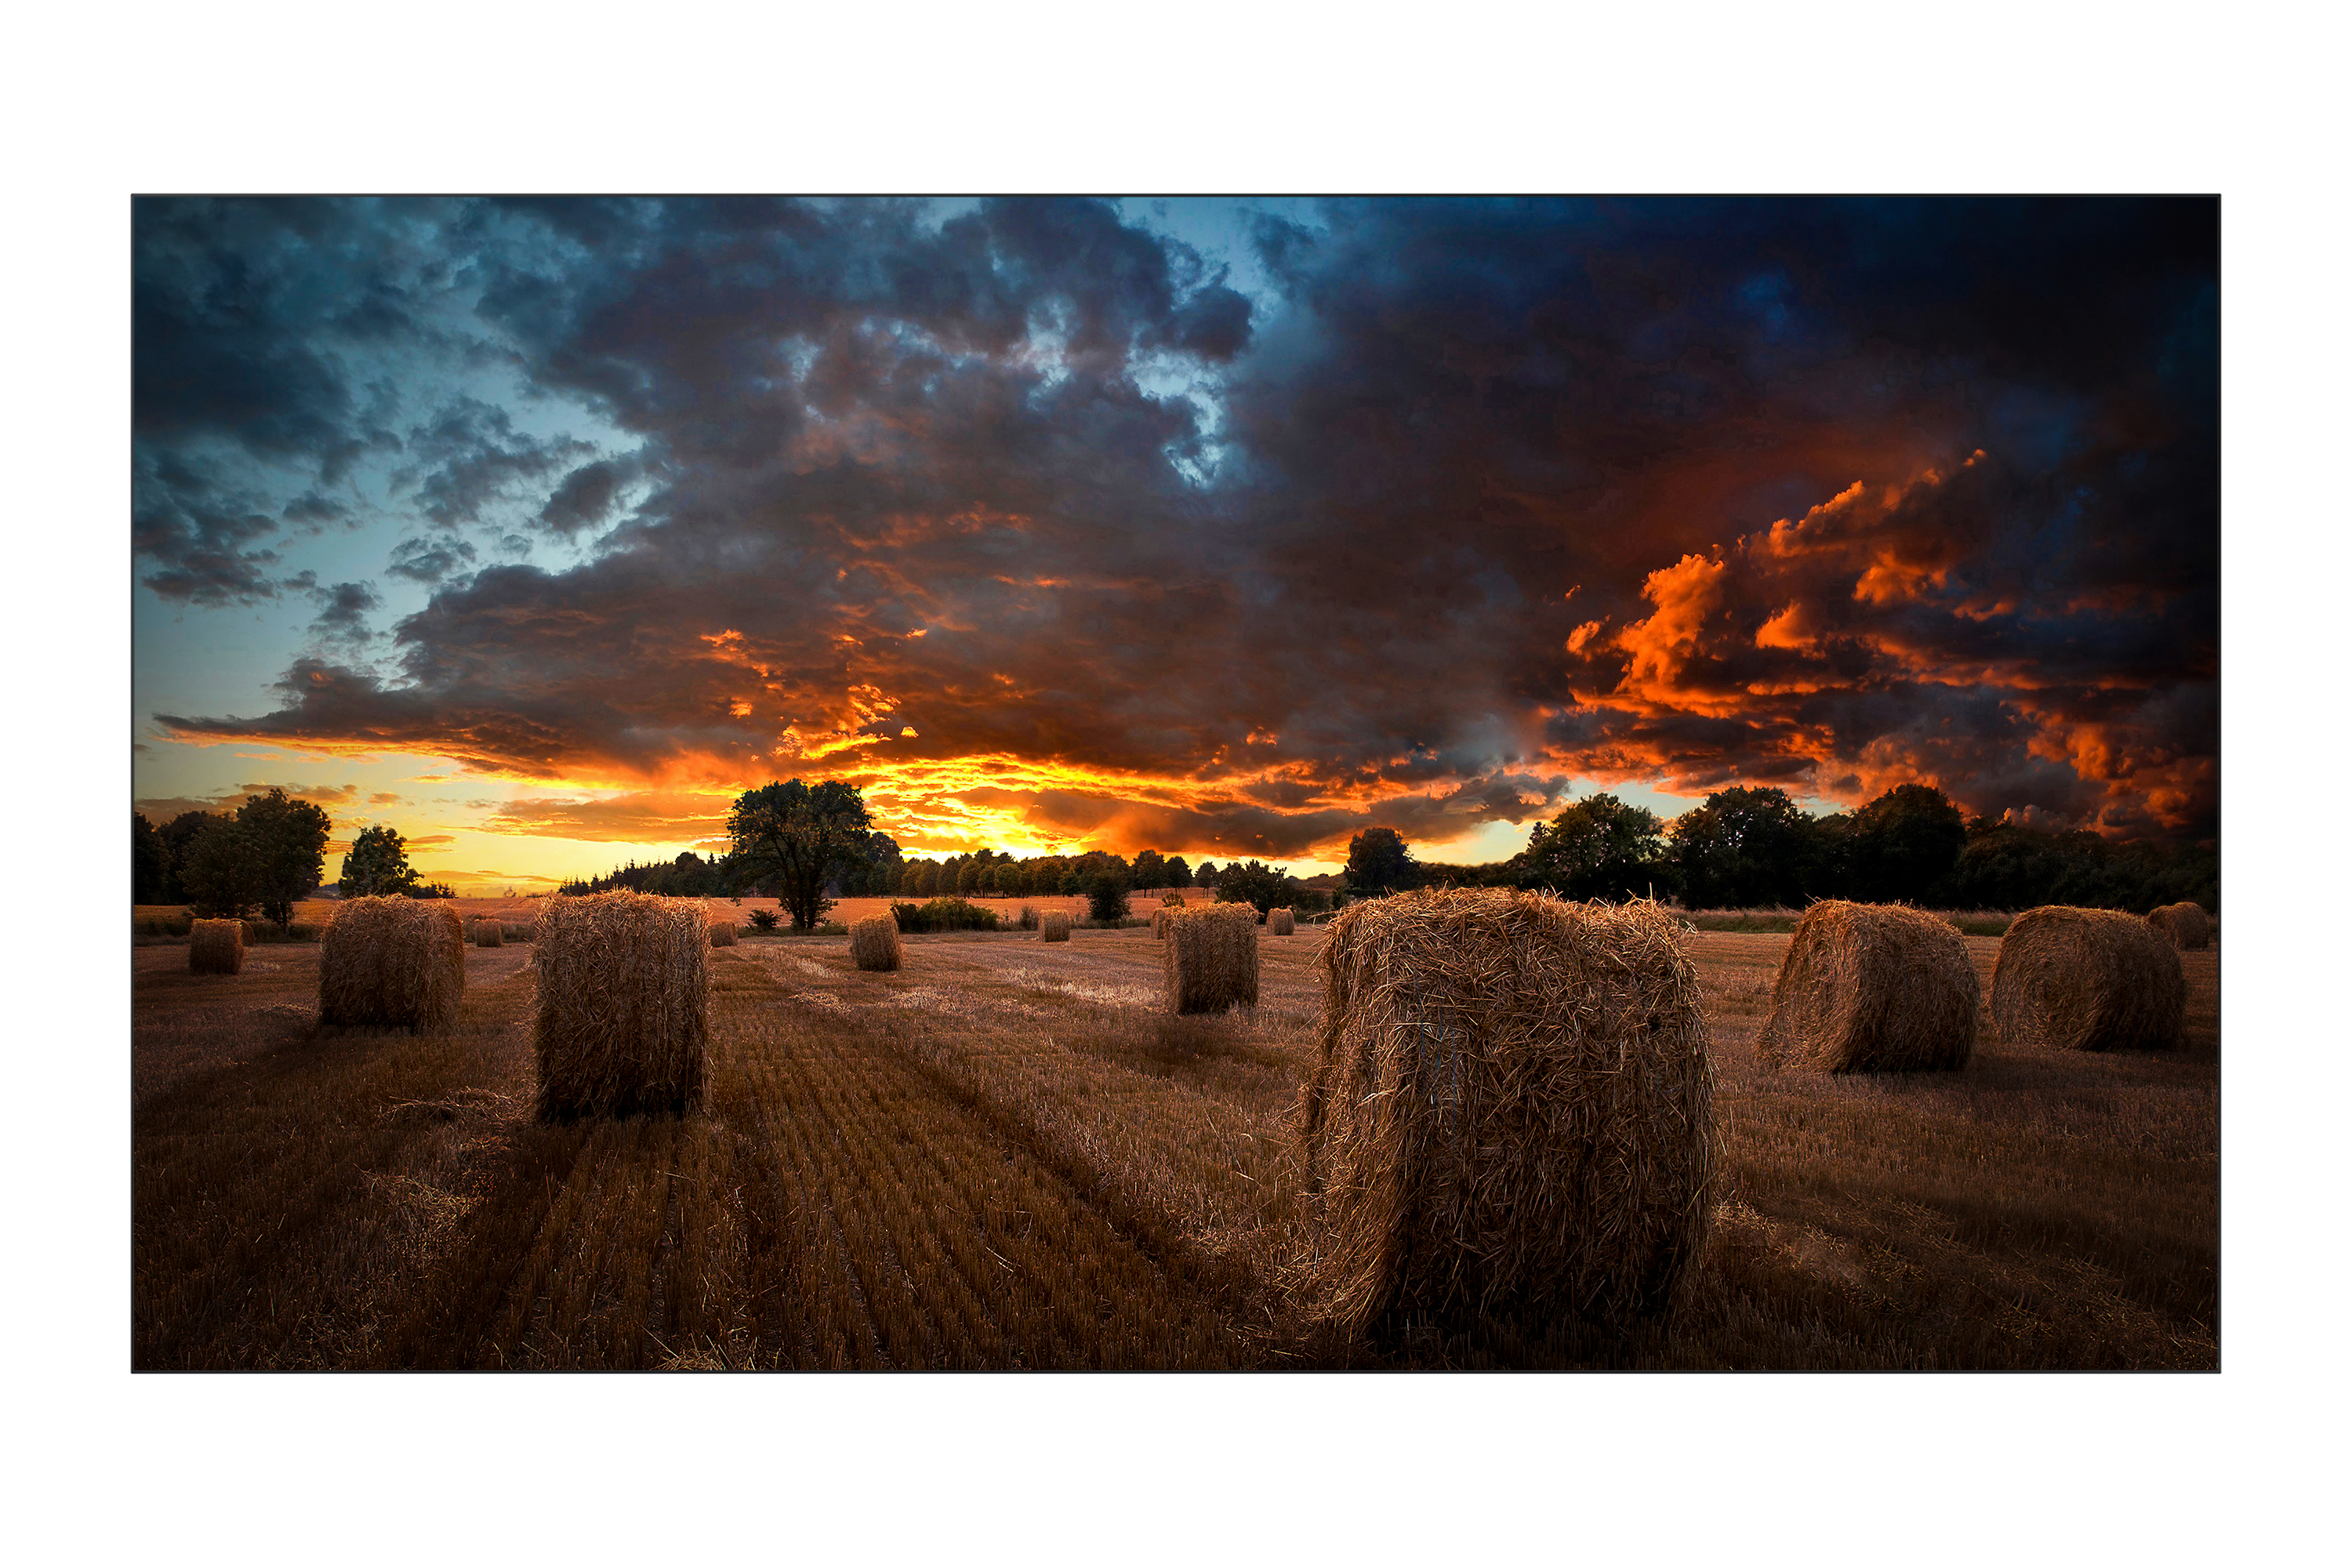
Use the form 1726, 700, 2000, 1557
2, 2, 2339, 1563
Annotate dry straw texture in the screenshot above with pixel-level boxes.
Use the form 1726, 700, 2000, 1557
708, 916, 738, 948
1040, 911, 1072, 943
1149, 907, 1170, 939
499, 920, 536, 942
469, 916, 503, 948
187, 917, 245, 975
1294, 890, 1715, 1338
2147, 902, 2211, 950
318, 898, 465, 1032
534, 892, 709, 1121
1755, 901, 1979, 1073
849, 915, 903, 971
1163, 902, 1260, 1014
1268, 907, 1297, 935
1991, 906, 2185, 1053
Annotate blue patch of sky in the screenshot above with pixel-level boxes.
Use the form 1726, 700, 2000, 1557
1114, 199, 1329, 488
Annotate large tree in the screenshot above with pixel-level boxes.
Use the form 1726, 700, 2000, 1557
339, 824, 422, 898
179, 818, 260, 918
1520, 793, 1672, 902
133, 812, 171, 903
1214, 858, 1298, 916
1669, 786, 1817, 909
158, 809, 226, 902
1343, 826, 1417, 897
1846, 783, 1968, 903
845, 832, 903, 898
1084, 859, 1133, 922
237, 788, 334, 928
726, 779, 874, 931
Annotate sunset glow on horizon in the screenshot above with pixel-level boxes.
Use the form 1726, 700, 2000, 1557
133, 198, 2217, 892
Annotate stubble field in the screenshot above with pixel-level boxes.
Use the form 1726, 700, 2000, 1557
131, 922, 2220, 1370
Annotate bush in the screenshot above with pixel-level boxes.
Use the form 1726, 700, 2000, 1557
245, 921, 324, 944
892, 898, 1001, 934
747, 909, 780, 931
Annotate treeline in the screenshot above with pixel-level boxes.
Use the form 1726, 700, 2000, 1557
1350, 784, 2217, 914
561, 842, 1217, 905
882, 847, 1200, 901
558, 850, 740, 898
135, 806, 459, 924
555, 779, 2222, 930
132, 791, 347, 927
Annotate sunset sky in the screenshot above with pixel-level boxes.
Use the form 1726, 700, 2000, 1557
132, 197, 2218, 891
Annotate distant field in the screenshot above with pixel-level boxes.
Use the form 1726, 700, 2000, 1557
131, 916, 2218, 1370
140, 895, 2207, 943
131, 887, 1229, 941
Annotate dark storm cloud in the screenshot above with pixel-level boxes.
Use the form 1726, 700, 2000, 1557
132, 198, 443, 606
396, 397, 597, 528
281, 491, 347, 528
132, 447, 285, 605
1157, 284, 1254, 361
536, 456, 635, 535
305, 579, 383, 646
387, 536, 477, 584
132, 198, 426, 478
144, 197, 2219, 849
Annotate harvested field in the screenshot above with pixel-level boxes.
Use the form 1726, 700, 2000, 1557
131, 924, 2219, 1369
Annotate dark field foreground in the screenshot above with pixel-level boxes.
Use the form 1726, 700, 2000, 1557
132, 928, 2219, 1370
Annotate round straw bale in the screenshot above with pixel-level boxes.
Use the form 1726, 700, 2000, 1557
188, 916, 245, 975
500, 920, 536, 942
533, 891, 708, 1121
318, 897, 465, 1031
1162, 902, 1259, 1014
1296, 890, 1714, 1338
1268, 907, 1296, 935
849, 914, 902, 971
1755, 901, 1979, 1073
1039, 910, 1072, 943
2147, 901, 2211, 950
1991, 905, 2185, 1052
708, 919, 737, 947
469, 916, 503, 948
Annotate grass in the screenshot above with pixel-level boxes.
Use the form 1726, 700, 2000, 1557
132, 924, 2218, 1369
